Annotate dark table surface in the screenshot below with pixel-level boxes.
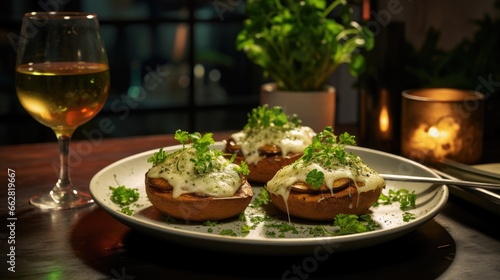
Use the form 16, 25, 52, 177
1, 130, 499, 280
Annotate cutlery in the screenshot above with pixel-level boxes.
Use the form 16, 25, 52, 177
436, 158, 500, 184
431, 168, 500, 215
380, 174, 500, 190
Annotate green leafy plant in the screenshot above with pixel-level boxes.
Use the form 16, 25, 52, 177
403, 26, 500, 90
236, 0, 374, 91
399, 0, 500, 91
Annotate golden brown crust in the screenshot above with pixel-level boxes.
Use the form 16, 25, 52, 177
145, 173, 253, 222
268, 180, 384, 221
224, 138, 303, 183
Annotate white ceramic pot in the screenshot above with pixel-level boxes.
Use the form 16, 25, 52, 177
260, 82, 336, 133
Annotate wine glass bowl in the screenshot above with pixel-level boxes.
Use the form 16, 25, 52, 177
16, 62, 109, 137
15, 12, 110, 210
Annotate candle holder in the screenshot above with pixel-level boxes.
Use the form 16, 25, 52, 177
401, 88, 485, 165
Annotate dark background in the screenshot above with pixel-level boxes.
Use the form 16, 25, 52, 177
1, 0, 499, 159
1, 0, 262, 145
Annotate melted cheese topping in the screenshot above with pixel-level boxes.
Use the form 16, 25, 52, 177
230, 126, 316, 164
266, 159, 385, 206
147, 148, 242, 198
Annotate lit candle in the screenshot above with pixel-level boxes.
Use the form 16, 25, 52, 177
408, 116, 461, 161
378, 89, 391, 139
401, 88, 484, 164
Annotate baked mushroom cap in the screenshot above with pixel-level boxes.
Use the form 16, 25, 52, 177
145, 174, 253, 222
226, 140, 303, 183
265, 126, 386, 221
145, 130, 253, 222
268, 179, 384, 221
224, 105, 316, 183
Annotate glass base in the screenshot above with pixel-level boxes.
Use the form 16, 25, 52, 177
30, 189, 94, 210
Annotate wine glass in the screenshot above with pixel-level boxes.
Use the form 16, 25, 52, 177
15, 12, 110, 210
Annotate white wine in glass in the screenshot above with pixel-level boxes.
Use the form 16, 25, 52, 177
15, 12, 110, 210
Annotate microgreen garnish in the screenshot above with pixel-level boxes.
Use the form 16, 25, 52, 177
244, 104, 301, 131
301, 126, 359, 188
174, 129, 190, 145
188, 131, 219, 174
235, 160, 250, 176
147, 147, 167, 165
147, 129, 249, 176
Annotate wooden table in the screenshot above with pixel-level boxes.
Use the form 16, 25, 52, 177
1, 131, 499, 279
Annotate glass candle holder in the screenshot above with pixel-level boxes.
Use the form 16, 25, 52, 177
401, 88, 485, 164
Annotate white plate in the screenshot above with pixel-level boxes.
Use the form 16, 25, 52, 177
89, 142, 448, 255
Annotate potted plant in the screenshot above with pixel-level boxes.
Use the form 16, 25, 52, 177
236, 0, 374, 132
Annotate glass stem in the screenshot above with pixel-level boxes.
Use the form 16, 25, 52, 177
53, 134, 72, 194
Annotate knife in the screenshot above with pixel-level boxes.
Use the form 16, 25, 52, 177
380, 173, 500, 190
435, 158, 500, 184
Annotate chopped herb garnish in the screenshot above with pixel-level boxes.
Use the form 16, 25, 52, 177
219, 229, 237, 236
309, 226, 329, 237
374, 189, 417, 210
203, 220, 219, 227
241, 224, 252, 234
304, 214, 381, 236
264, 222, 300, 238
238, 212, 247, 222
109, 185, 139, 206
403, 212, 416, 222
109, 185, 140, 216
120, 207, 134, 216
332, 214, 380, 235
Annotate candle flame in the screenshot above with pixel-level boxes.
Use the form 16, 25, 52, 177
427, 126, 449, 139
377, 88, 391, 138
379, 106, 389, 133
409, 116, 461, 161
